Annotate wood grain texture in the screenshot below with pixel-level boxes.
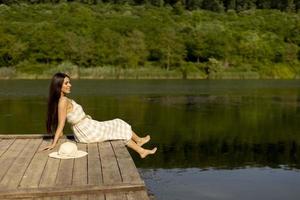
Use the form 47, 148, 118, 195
87, 194, 105, 200
72, 143, 88, 186
39, 139, 65, 187
127, 191, 150, 200
0, 183, 145, 199
56, 157, 74, 186
106, 192, 127, 200
20, 140, 52, 188
0, 139, 42, 189
0, 134, 73, 139
70, 194, 88, 200
98, 142, 122, 185
0, 139, 15, 157
0, 138, 149, 200
0, 139, 28, 182
87, 143, 102, 185
111, 141, 143, 184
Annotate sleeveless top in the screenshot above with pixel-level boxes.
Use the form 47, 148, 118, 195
66, 99, 132, 143
66, 99, 89, 126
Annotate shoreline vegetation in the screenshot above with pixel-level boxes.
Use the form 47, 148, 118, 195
0, 64, 263, 79
1, 2, 300, 79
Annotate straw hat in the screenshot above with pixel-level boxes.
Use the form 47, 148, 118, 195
49, 142, 88, 159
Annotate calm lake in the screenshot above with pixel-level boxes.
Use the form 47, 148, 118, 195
0, 80, 300, 200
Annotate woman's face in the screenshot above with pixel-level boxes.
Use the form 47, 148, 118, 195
61, 77, 72, 95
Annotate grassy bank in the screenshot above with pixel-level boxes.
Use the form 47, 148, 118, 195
0, 63, 186, 79
1, 61, 300, 79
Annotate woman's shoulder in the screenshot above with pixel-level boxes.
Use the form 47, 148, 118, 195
59, 96, 69, 102
59, 97, 72, 107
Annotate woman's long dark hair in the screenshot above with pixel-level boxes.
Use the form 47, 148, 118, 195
46, 72, 70, 134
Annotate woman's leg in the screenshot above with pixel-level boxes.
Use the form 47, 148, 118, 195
126, 139, 157, 159
131, 131, 151, 146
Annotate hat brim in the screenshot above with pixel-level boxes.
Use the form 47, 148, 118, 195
49, 150, 88, 159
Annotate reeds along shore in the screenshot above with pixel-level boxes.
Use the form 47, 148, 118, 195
0, 64, 299, 80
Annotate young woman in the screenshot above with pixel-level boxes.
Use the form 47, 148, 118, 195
42, 72, 157, 158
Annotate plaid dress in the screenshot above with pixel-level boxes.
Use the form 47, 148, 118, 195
66, 99, 132, 143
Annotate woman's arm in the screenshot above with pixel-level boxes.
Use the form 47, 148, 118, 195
41, 97, 68, 151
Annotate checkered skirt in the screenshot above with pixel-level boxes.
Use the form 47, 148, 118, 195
66, 99, 132, 143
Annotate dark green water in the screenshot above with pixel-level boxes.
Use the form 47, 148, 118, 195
0, 80, 300, 200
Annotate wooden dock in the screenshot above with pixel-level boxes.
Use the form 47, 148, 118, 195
0, 135, 150, 200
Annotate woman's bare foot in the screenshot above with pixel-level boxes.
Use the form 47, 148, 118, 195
140, 147, 157, 159
137, 135, 151, 147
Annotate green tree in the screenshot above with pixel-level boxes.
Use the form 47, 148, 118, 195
185, 0, 203, 10
27, 23, 65, 64
155, 29, 186, 70
0, 33, 27, 67
295, 0, 300, 11
201, 0, 224, 12
187, 30, 205, 63
191, 23, 232, 62
205, 57, 224, 78
283, 43, 298, 63
117, 30, 148, 69
64, 31, 97, 67
256, 0, 271, 9
224, 0, 236, 10
150, 0, 164, 7
236, 0, 256, 12
95, 28, 122, 66
284, 0, 296, 12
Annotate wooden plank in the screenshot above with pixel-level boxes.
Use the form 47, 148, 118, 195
38, 197, 64, 200
0, 183, 145, 199
0, 134, 73, 139
127, 191, 150, 200
0, 138, 149, 200
19, 139, 52, 188
39, 139, 65, 187
39, 196, 70, 200
98, 142, 122, 185
70, 194, 88, 200
0, 139, 28, 181
111, 141, 143, 184
0, 139, 42, 189
87, 194, 105, 200
87, 143, 102, 185
0, 139, 15, 157
72, 143, 88, 186
55, 140, 75, 186
39, 156, 60, 187
44, 194, 106, 200
17, 198, 34, 200
60, 196, 70, 200
56, 158, 74, 186
106, 192, 126, 200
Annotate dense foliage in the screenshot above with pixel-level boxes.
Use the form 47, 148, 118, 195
2, 0, 300, 13
1, 3, 300, 78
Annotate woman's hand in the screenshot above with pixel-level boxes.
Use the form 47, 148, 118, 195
40, 143, 56, 151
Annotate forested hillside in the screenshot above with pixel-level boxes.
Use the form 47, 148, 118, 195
1, 2, 300, 79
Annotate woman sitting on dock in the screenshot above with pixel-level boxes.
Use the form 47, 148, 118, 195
42, 72, 157, 158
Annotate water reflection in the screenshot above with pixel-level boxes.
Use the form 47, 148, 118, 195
133, 140, 300, 169
0, 80, 300, 171
1, 80, 300, 199
139, 168, 300, 200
